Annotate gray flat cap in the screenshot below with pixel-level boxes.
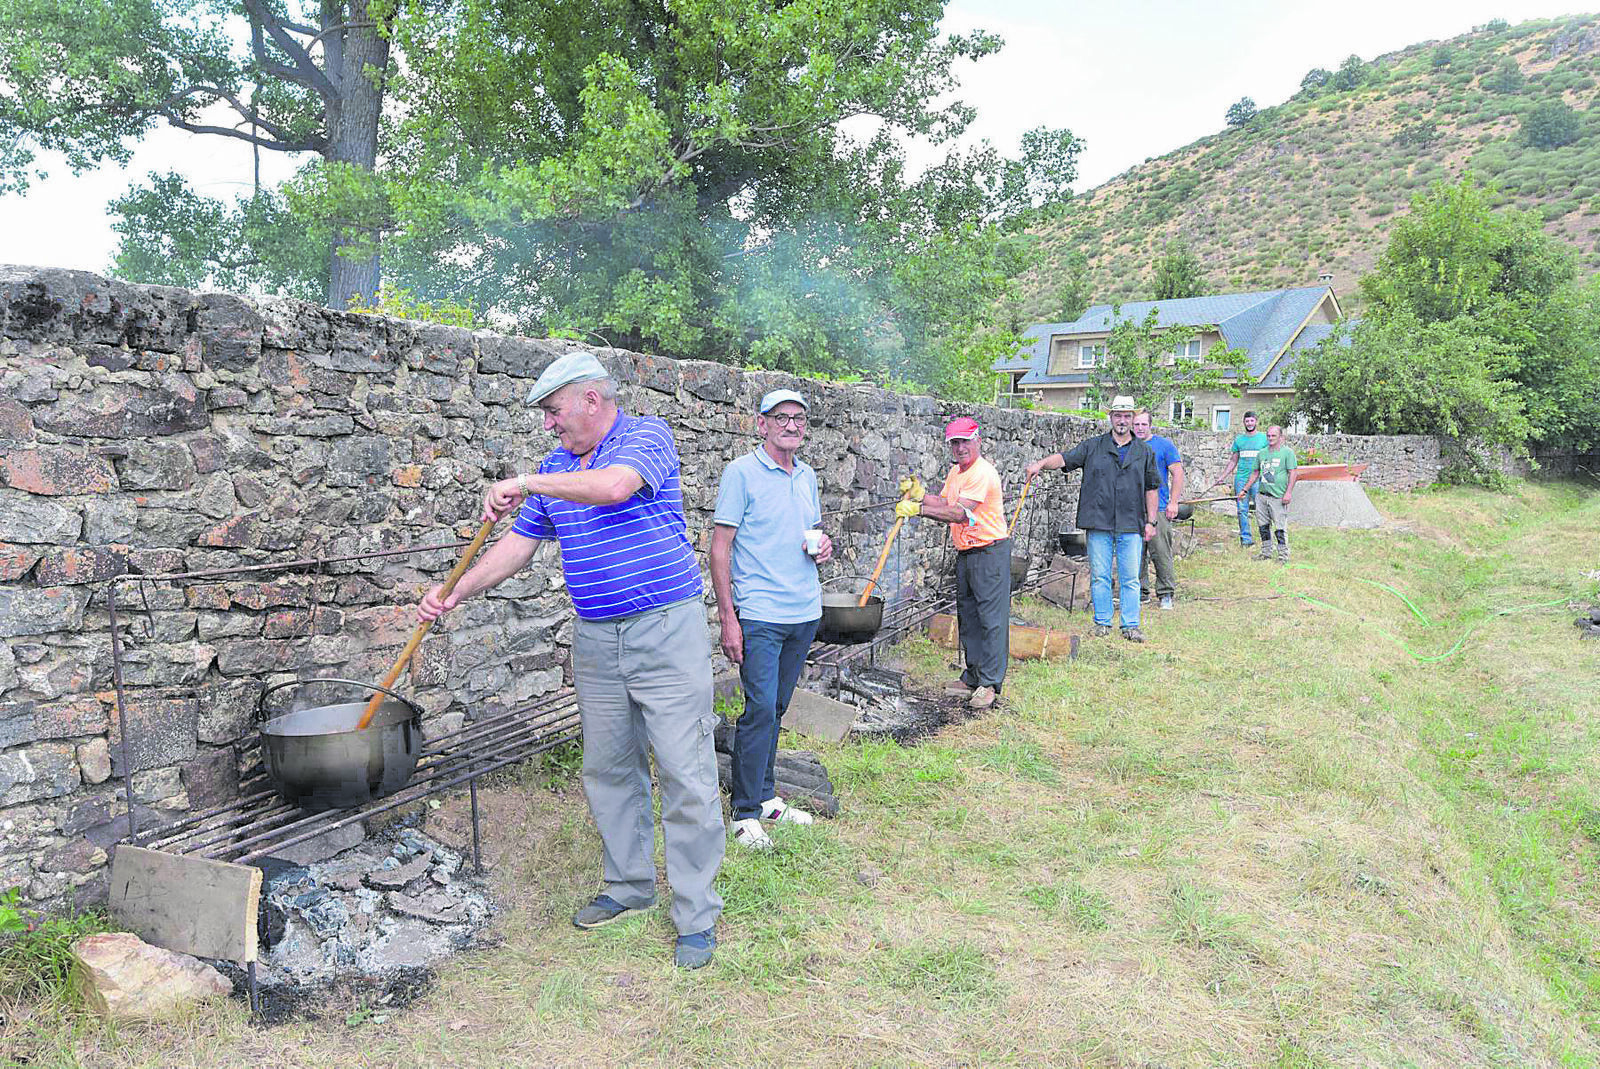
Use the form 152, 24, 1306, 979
527, 351, 610, 405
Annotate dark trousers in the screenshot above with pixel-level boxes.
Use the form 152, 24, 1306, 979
955, 539, 1011, 691
732, 616, 819, 820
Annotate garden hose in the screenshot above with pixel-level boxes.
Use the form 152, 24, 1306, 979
1267, 563, 1584, 664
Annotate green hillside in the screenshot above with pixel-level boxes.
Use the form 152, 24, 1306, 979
1019, 14, 1600, 320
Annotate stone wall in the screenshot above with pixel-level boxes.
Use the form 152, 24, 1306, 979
0, 266, 1443, 909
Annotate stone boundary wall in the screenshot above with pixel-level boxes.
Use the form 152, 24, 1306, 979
0, 266, 1443, 909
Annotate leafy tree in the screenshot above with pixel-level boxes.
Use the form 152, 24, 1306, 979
1299, 68, 1331, 95
1361, 178, 1574, 323
1053, 252, 1091, 322
1431, 45, 1455, 68
1086, 308, 1250, 415
1317, 177, 1600, 460
108, 172, 326, 301
1332, 54, 1367, 91
351, 0, 1082, 383
1481, 57, 1525, 93
1519, 100, 1581, 149
1290, 313, 1529, 450
1151, 242, 1204, 300
1225, 97, 1257, 128
0, 0, 395, 307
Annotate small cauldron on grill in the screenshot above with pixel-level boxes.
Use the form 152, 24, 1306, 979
1057, 526, 1088, 556
816, 575, 885, 645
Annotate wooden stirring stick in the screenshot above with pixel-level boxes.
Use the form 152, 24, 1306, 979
356, 518, 496, 730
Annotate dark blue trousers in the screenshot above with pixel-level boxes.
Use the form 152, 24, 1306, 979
731, 616, 819, 821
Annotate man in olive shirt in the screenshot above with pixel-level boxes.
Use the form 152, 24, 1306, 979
1240, 424, 1298, 563
1026, 396, 1160, 642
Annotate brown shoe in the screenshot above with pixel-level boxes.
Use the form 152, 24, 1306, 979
969, 686, 997, 710
944, 679, 975, 697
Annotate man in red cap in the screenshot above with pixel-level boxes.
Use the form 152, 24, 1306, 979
896, 416, 1010, 709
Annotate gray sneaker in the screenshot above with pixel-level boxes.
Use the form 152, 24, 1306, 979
573, 893, 649, 929
1159, 595, 1173, 611
1089, 623, 1112, 637
1121, 627, 1146, 643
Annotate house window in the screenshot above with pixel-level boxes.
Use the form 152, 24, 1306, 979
1165, 338, 1202, 365
1169, 398, 1194, 423
1078, 344, 1105, 369
1212, 406, 1232, 431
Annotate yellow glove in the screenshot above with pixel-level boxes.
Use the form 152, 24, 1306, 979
894, 499, 922, 520
897, 476, 925, 502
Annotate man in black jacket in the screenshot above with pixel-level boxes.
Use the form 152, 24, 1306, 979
1027, 395, 1160, 642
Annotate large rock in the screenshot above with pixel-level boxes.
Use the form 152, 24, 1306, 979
0, 447, 117, 495
71, 932, 232, 1019
0, 491, 81, 544
0, 587, 88, 639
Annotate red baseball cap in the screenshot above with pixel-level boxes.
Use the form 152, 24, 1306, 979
944, 416, 979, 441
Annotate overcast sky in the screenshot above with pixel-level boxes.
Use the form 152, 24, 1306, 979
0, 0, 1576, 276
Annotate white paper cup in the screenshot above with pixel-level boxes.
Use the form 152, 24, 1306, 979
803, 529, 823, 555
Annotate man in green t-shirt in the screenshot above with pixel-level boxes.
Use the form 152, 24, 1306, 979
1207, 411, 1269, 548
1241, 424, 1299, 563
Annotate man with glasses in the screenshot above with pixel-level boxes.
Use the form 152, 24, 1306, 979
709, 390, 833, 851
1027, 396, 1160, 642
897, 416, 1010, 709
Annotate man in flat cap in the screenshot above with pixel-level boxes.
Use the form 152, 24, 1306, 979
418, 351, 724, 969
1027, 396, 1160, 642
897, 416, 1010, 710
709, 389, 833, 850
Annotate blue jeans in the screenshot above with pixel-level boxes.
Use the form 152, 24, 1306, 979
732, 616, 819, 820
1087, 530, 1143, 629
1235, 480, 1257, 545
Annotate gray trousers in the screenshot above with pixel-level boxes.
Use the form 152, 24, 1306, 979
572, 597, 725, 935
955, 539, 1011, 691
1140, 514, 1176, 598
1258, 494, 1290, 556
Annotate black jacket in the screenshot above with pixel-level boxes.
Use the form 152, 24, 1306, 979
1059, 432, 1160, 534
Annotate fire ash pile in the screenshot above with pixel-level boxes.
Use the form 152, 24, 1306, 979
255, 822, 496, 987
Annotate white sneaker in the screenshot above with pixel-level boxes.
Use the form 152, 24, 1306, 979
760, 797, 814, 825
732, 818, 773, 850
1159, 596, 1173, 611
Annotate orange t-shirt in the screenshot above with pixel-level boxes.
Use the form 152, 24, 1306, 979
940, 457, 1007, 550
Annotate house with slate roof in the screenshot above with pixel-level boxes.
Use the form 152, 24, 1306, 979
994, 284, 1346, 431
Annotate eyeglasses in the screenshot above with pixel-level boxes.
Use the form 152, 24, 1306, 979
764, 413, 808, 428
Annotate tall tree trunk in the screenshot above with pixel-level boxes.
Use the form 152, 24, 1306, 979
324, 3, 387, 309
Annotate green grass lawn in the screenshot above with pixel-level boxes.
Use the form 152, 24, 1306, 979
7, 480, 1600, 1067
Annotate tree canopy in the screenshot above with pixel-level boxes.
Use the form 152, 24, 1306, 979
1225, 97, 1257, 128
0, 0, 394, 306
1292, 177, 1600, 469
1151, 242, 1204, 301
1, 0, 1081, 393
1088, 308, 1248, 417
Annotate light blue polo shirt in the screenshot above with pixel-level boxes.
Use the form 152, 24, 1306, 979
713, 447, 823, 625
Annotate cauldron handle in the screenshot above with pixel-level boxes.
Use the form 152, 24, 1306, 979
819, 574, 880, 589
257, 677, 422, 722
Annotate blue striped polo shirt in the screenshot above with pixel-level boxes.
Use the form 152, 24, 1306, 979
511, 411, 703, 621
